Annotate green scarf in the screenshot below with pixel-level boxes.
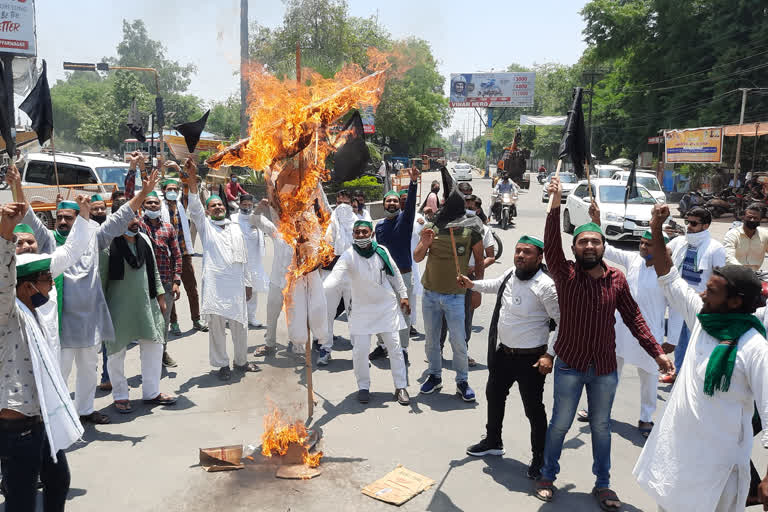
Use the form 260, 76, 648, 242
53, 230, 67, 333
698, 312, 766, 396
352, 241, 394, 276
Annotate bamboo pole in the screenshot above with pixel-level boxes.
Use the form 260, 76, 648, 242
545, 159, 563, 213
448, 227, 461, 276
585, 161, 593, 203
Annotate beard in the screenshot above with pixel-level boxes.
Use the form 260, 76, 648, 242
515, 264, 539, 281
575, 252, 603, 270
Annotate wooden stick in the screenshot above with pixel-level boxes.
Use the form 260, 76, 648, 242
545, 159, 563, 213
50, 130, 60, 194
585, 161, 593, 203
448, 227, 461, 276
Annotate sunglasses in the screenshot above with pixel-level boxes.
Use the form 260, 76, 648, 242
684, 220, 701, 227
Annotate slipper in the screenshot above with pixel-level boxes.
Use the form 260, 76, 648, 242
534, 480, 555, 502
234, 361, 261, 372
638, 421, 654, 438
143, 393, 178, 406
593, 487, 621, 511
577, 409, 589, 422
114, 400, 133, 414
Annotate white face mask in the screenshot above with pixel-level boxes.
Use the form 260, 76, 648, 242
124, 229, 138, 237
212, 218, 228, 226
144, 209, 161, 220
165, 190, 179, 201
353, 237, 372, 248
465, 209, 476, 217
685, 229, 709, 247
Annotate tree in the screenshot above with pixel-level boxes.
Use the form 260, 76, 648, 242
207, 95, 242, 142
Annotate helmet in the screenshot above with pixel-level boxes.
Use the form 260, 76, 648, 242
453, 75, 467, 95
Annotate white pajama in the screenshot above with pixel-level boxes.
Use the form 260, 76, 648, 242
265, 283, 284, 347
60, 345, 100, 416
657, 468, 740, 512
208, 314, 248, 368
616, 356, 657, 423
247, 293, 261, 326
106, 340, 163, 401
285, 270, 328, 349
352, 332, 407, 391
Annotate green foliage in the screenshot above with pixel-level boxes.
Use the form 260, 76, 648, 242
340, 175, 379, 188
207, 95, 241, 142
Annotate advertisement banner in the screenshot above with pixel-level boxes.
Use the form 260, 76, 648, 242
0, 0, 36, 57
664, 127, 723, 163
360, 104, 375, 134
449, 72, 535, 108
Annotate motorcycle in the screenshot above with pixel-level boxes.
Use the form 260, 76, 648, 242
537, 172, 547, 185
492, 190, 518, 230
704, 189, 739, 218
678, 191, 709, 217
0, 164, 7, 190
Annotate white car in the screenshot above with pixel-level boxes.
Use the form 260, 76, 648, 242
563, 178, 664, 242
593, 164, 625, 179
611, 170, 666, 203
542, 172, 579, 202
452, 162, 472, 181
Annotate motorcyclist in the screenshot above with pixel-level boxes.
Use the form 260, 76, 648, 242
492, 173, 518, 220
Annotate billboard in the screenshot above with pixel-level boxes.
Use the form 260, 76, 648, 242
449, 72, 535, 108
664, 127, 723, 164
0, 0, 36, 56
359, 104, 375, 134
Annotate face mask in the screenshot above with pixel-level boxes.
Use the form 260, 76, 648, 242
745, 220, 760, 230
385, 208, 399, 219
124, 229, 138, 237
353, 237, 372, 248
231, 177, 237, 182
165, 191, 178, 201
644, 253, 654, 262
211, 216, 227, 225
91, 214, 107, 225
685, 229, 709, 247
144, 209, 162, 220
240, 207, 252, 215
30, 284, 49, 308
465, 210, 476, 217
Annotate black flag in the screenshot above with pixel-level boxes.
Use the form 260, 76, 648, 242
624, 157, 640, 209
0, 59, 14, 157
332, 110, 370, 183
19, 60, 53, 146
174, 110, 210, 153
126, 99, 145, 142
432, 166, 467, 228
558, 87, 590, 177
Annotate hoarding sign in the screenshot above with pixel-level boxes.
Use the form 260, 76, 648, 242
449, 72, 535, 108
664, 127, 723, 164
360, 104, 375, 134
0, 0, 36, 57
647, 136, 663, 144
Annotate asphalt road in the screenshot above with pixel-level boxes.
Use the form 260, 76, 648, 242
2, 172, 765, 512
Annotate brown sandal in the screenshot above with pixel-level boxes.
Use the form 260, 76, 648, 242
113, 400, 132, 414
534, 480, 555, 502
593, 487, 621, 511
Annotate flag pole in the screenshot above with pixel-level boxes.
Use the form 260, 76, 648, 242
585, 161, 593, 203
545, 159, 563, 213
50, 129, 60, 194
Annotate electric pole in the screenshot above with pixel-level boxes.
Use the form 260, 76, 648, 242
733, 87, 750, 180
582, 68, 606, 156
240, 0, 249, 139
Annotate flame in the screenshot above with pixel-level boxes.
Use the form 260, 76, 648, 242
207, 48, 401, 301
261, 408, 323, 468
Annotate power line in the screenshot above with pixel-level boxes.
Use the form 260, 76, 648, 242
623, 62, 768, 93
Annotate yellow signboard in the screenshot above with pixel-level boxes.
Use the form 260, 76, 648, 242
664, 127, 723, 164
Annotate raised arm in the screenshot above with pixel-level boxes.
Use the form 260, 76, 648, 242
50, 215, 92, 278
543, 177, 568, 280
0, 203, 25, 326
394, 169, 419, 233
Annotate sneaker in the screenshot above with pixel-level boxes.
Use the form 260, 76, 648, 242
162, 350, 178, 368
402, 349, 409, 366
218, 366, 232, 381
419, 375, 443, 394
169, 323, 182, 336
456, 381, 476, 402
357, 389, 370, 403
193, 320, 209, 332
466, 437, 505, 457
527, 453, 545, 480
409, 326, 419, 337
317, 349, 331, 366
369, 345, 388, 361
395, 388, 410, 405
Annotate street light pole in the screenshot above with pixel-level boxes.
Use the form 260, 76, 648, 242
733, 87, 750, 180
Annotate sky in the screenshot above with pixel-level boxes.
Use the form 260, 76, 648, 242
37, 0, 589, 136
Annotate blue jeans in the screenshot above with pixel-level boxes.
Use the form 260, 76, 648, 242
541, 358, 618, 488
422, 290, 469, 383
101, 342, 109, 384
674, 323, 690, 373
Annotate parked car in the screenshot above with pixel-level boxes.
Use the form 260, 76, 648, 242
563, 178, 668, 242
542, 172, 579, 202
611, 170, 666, 203
593, 164, 625, 179
452, 162, 473, 181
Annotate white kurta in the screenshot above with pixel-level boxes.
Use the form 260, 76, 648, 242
323, 245, 407, 336
24, 203, 137, 348
633, 267, 768, 511
666, 232, 726, 346
232, 212, 269, 293
604, 244, 668, 373
411, 214, 426, 297
325, 203, 358, 256
187, 194, 251, 327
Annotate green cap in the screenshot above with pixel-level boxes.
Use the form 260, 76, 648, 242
517, 235, 544, 249
161, 178, 180, 187
13, 223, 34, 234
16, 253, 51, 278
642, 230, 669, 244
205, 194, 222, 207
383, 190, 400, 202
145, 191, 159, 199
90, 194, 104, 203
398, 190, 408, 197
353, 220, 373, 230
56, 200, 80, 212
573, 222, 602, 238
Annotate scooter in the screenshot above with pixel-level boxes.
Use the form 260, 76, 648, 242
678, 191, 707, 217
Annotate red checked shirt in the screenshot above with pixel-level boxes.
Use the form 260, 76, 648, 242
544, 207, 663, 375
138, 216, 182, 284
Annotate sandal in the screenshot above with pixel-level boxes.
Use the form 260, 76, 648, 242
80, 411, 111, 424
593, 487, 621, 511
638, 421, 654, 438
577, 409, 589, 422
254, 345, 275, 356
534, 480, 555, 502
114, 400, 133, 414
234, 361, 261, 372
143, 393, 178, 406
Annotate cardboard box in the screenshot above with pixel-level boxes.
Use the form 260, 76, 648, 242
362, 465, 435, 506
199, 445, 245, 472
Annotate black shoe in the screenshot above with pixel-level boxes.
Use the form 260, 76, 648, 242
218, 366, 232, 381
409, 326, 419, 337
395, 388, 410, 405
527, 453, 544, 480
402, 349, 409, 366
466, 437, 505, 457
358, 389, 370, 403
368, 345, 388, 360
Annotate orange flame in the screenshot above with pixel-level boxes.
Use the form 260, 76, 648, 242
208, 48, 399, 301
261, 408, 323, 468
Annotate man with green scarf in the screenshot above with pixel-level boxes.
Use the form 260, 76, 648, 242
634, 203, 768, 511
323, 220, 410, 405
